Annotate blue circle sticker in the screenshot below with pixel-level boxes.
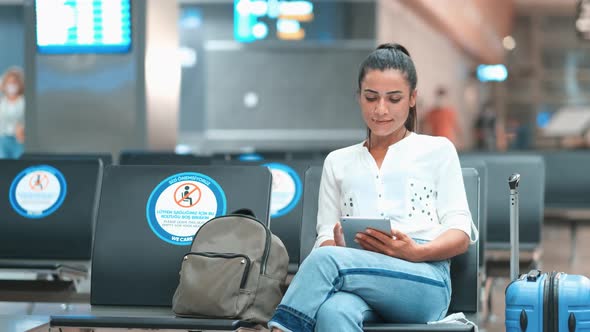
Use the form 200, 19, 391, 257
146, 172, 227, 246
263, 163, 302, 218
9, 165, 68, 219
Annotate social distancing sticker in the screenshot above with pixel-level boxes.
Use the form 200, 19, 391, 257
146, 172, 227, 246
263, 163, 302, 218
9, 165, 67, 219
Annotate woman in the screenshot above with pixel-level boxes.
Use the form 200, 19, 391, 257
268, 43, 478, 332
0, 67, 25, 158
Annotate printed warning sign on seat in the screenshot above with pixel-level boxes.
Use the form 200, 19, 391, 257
146, 172, 227, 246
9, 165, 67, 219
263, 163, 302, 218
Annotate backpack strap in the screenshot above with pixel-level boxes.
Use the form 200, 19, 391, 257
231, 208, 257, 218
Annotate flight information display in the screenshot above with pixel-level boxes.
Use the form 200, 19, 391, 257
36, 0, 132, 54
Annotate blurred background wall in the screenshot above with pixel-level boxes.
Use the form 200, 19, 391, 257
0, 5, 24, 71
23, 0, 147, 154
0, 0, 584, 156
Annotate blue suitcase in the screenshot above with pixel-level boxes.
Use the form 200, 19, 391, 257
506, 270, 590, 331
504, 174, 590, 331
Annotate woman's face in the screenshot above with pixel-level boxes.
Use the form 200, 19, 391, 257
359, 69, 417, 139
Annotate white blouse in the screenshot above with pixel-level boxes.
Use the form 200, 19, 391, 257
314, 132, 478, 248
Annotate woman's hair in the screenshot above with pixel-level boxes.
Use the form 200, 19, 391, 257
1, 67, 25, 96
357, 43, 418, 132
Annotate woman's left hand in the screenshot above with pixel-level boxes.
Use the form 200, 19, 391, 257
355, 228, 423, 262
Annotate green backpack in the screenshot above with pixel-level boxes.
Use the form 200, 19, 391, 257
172, 209, 289, 323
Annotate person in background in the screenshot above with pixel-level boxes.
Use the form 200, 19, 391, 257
0, 67, 25, 158
267, 43, 477, 332
473, 100, 498, 151
506, 117, 532, 150
424, 86, 462, 149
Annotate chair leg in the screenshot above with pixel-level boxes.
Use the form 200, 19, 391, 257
483, 276, 495, 323
570, 221, 578, 266
480, 283, 488, 320
479, 271, 488, 320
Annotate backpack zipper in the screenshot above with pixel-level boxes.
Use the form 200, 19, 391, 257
190, 213, 271, 275
183, 252, 251, 289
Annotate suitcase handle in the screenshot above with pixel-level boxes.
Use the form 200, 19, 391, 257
509, 173, 520, 189
509, 173, 521, 280
526, 269, 541, 281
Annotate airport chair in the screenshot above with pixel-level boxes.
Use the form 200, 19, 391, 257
51, 165, 272, 331
541, 150, 590, 264
223, 150, 329, 162
299, 166, 481, 332
118, 150, 211, 166
0, 158, 103, 293
289, 150, 331, 161
460, 153, 545, 320
460, 154, 544, 258
21, 152, 113, 165
475, 150, 590, 264
458, 160, 487, 272
458, 160, 489, 316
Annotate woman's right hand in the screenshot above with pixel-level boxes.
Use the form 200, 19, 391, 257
320, 222, 346, 247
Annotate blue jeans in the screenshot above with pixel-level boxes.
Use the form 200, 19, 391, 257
0, 136, 23, 159
268, 244, 451, 332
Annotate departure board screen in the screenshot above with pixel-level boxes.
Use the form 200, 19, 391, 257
36, 0, 132, 54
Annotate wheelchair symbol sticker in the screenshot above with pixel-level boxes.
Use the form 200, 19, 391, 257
263, 163, 302, 218
146, 172, 227, 246
9, 165, 67, 219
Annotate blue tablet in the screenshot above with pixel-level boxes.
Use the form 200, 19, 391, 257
340, 217, 391, 250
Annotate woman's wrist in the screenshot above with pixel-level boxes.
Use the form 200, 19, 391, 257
411, 243, 427, 262
320, 240, 336, 247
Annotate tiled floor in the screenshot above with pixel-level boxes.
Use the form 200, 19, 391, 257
479, 222, 588, 332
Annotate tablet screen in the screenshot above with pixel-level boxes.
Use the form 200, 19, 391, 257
340, 217, 391, 249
